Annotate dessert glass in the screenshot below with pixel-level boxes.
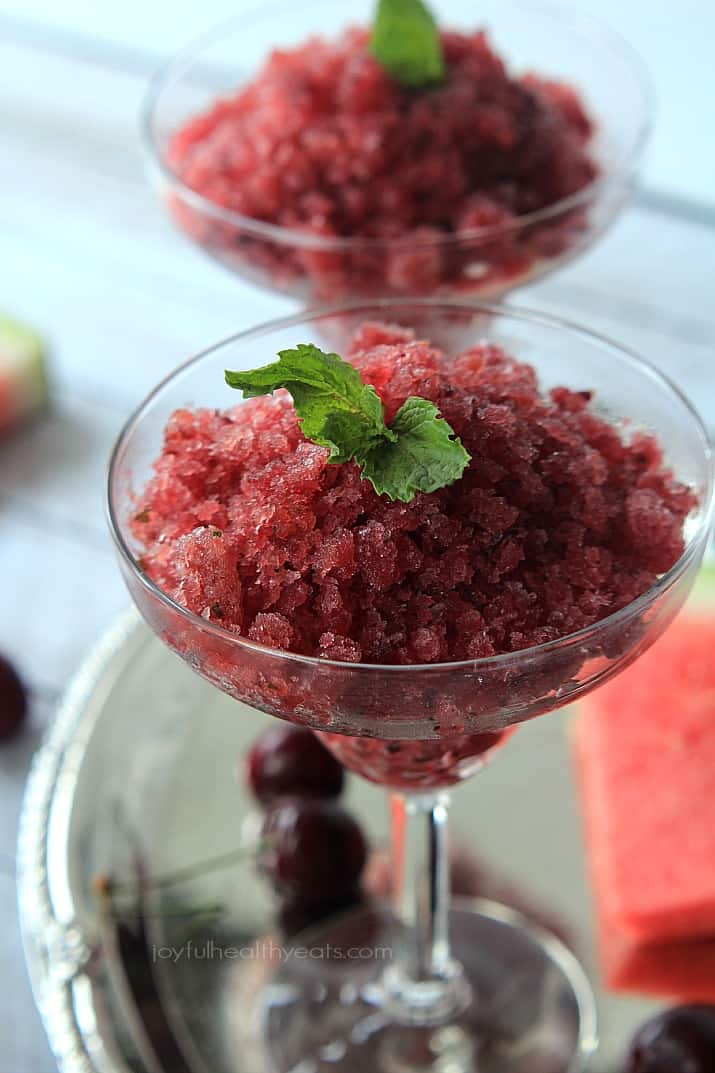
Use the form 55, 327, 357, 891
142, 0, 651, 302
108, 300, 713, 1073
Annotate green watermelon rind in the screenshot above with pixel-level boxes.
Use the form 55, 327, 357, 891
0, 314, 49, 423
689, 560, 715, 609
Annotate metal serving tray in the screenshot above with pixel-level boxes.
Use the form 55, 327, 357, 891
19, 610, 664, 1073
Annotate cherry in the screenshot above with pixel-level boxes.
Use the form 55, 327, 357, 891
0, 653, 27, 740
259, 797, 367, 907
247, 725, 344, 806
278, 888, 364, 939
626, 1005, 715, 1073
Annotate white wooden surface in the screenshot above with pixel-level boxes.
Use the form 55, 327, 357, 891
1, 14, 715, 1073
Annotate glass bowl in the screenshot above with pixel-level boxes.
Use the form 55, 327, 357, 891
108, 300, 711, 759
142, 0, 652, 302
107, 300, 712, 1073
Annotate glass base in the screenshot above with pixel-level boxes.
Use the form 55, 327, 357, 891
259, 899, 597, 1073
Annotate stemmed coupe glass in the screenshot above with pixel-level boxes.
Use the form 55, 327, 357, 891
142, 0, 651, 303
108, 300, 713, 1073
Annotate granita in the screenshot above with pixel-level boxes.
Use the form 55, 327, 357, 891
131, 323, 694, 788
167, 27, 597, 298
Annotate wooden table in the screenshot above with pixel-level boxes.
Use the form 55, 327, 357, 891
1, 15, 714, 1073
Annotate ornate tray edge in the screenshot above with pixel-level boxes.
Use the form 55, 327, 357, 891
17, 608, 144, 1073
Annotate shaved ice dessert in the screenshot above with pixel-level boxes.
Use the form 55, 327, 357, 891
127, 322, 694, 786
133, 322, 691, 660
318, 728, 511, 789
167, 27, 597, 297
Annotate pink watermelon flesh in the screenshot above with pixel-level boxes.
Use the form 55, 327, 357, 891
599, 917, 715, 1002
577, 612, 715, 947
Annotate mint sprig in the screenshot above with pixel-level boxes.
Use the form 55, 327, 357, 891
225, 344, 470, 502
226, 344, 391, 464
371, 0, 445, 88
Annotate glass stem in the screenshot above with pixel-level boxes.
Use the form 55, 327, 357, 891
385, 791, 471, 1025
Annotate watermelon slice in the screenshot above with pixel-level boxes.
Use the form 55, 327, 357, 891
599, 916, 715, 1002
576, 607, 715, 951
0, 314, 49, 436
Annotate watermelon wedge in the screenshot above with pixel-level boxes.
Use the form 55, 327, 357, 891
576, 600, 715, 974
0, 314, 49, 436
599, 916, 715, 1003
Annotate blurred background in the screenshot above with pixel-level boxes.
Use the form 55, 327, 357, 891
1, 1, 714, 1071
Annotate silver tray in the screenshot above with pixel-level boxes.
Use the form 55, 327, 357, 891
19, 609, 662, 1073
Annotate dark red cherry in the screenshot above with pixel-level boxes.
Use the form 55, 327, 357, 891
247, 725, 344, 806
259, 797, 367, 906
277, 888, 364, 939
626, 1005, 715, 1073
0, 653, 28, 740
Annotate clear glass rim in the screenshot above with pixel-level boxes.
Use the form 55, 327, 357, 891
107, 297, 714, 675
140, 0, 654, 253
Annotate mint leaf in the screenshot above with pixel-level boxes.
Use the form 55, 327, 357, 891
371, 0, 445, 88
225, 344, 471, 502
225, 343, 391, 464
362, 396, 470, 500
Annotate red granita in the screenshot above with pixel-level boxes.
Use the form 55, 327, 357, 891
317, 728, 512, 790
134, 323, 692, 662
167, 28, 597, 298
130, 322, 694, 788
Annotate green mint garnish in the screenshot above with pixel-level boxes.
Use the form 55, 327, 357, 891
225, 344, 470, 502
227, 344, 391, 464
371, 0, 445, 88
359, 395, 469, 501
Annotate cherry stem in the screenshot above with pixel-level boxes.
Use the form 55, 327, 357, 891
93, 839, 274, 901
